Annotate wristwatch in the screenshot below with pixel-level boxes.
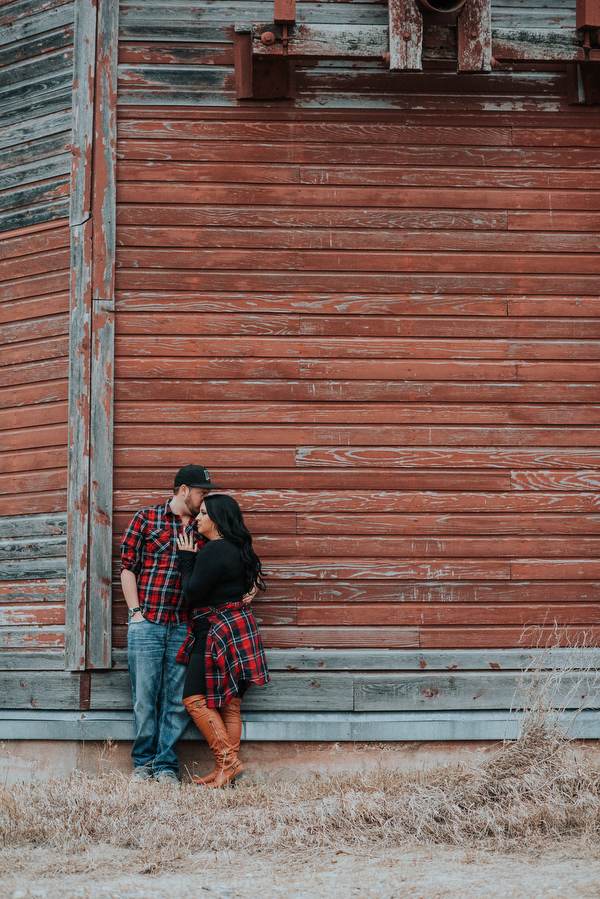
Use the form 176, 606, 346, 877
127, 606, 142, 622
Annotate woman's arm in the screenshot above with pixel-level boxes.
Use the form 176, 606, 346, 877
176, 538, 227, 608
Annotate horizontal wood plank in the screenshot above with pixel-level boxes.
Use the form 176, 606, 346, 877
296, 513, 600, 536
115, 489, 600, 514
354, 671, 600, 712
294, 603, 600, 627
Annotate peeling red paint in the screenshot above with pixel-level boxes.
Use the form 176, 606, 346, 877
421, 688, 439, 699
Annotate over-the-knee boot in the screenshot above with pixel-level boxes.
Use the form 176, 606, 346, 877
189, 696, 243, 786
183, 694, 245, 787
220, 697, 242, 754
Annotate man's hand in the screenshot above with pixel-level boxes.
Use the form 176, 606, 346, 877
177, 533, 198, 553
242, 584, 258, 606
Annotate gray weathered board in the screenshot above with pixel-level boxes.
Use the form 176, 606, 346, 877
3, 708, 600, 742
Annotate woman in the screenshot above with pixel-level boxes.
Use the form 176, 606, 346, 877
176, 493, 269, 787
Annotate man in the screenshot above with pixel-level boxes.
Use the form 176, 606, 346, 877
120, 463, 220, 787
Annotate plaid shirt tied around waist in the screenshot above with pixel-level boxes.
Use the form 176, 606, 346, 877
177, 601, 270, 707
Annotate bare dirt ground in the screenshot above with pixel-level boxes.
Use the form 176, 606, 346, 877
1, 842, 597, 899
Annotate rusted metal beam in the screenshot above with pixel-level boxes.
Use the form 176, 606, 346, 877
274, 0, 295, 25
388, 0, 423, 71
244, 22, 591, 65
249, 23, 388, 58
235, 23, 295, 99
234, 26, 254, 98
458, 0, 492, 72
577, 0, 600, 29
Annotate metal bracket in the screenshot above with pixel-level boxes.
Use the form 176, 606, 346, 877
234, 24, 295, 99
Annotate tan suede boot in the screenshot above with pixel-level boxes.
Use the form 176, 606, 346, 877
191, 696, 243, 786
183, 694, 245, 787
220, 697, 242, 753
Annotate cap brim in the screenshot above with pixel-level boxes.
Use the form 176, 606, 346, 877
188, 482, 220, 490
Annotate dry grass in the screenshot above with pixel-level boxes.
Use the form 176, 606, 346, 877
2, 641, 599, 880
1, 729, 599, 873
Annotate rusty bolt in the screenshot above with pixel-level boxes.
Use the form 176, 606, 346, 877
403, 31, 411, 40
382, 51, 390, 64
470, 29, 477, 38
261, 31, 276, 45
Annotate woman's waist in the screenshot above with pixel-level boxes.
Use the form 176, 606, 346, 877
191, 600, 245, 621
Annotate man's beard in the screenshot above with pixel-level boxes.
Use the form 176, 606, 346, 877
184, 496, 200, 517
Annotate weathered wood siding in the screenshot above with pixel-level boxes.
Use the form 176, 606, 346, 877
113, 0, 600, 667
0, 0, 74, 231
0, 0, 75, 664
0, 219, 70, 658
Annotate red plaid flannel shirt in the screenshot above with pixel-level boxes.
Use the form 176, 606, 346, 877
120, 499, 207, 626
177, 602, 270, 707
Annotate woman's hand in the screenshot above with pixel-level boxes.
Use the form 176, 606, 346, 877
177, 533, 198, 553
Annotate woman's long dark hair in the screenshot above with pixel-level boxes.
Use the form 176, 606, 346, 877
203, 494, 266, 594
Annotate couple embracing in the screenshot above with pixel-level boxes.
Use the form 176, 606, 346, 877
120, 464, 269, 789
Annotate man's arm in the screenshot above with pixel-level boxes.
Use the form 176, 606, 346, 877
120, 510, 146, 623
121, 568, 144, 623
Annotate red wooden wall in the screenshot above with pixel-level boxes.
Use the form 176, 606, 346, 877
112, 94, 600, 652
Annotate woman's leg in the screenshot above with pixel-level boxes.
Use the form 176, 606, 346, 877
183, 643, 217, 783
182, 694, 245, 787
220, 697, 242, 755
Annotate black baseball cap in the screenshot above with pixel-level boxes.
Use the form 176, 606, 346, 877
174, 464, 220, 491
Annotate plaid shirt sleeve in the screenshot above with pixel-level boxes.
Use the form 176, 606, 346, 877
120, 510, 146, 577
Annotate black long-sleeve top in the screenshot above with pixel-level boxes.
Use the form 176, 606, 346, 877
177, 539, 246, 636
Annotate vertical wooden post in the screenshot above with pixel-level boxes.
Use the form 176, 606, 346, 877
67, 0, 117, 672
88, 0, 117, 670
458, 0, 492, 72
388, 0, 423, 72
66, 0, 96, 672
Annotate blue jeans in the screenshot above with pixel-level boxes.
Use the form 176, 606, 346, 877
127, 617, 190, 774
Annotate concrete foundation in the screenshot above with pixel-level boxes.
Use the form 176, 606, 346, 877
2, 738, 600, 784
